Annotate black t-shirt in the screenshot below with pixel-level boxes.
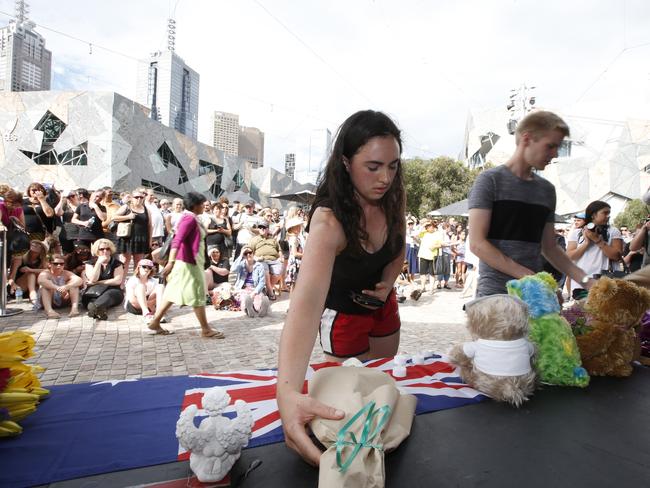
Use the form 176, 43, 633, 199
22, 199, 54, 234
75, 203, 106, 241
209, 258, 230, 284
85, 256, 123, 281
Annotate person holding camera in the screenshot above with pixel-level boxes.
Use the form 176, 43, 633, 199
566, 200, 623, 296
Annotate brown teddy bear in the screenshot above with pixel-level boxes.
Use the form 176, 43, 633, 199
576, 277, 650, 377
448, 294, 536, 407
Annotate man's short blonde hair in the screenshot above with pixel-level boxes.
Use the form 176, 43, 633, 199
515, 110, 570, 145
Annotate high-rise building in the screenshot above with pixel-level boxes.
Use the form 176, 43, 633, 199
135, 50, 200, 139
213, 111, 239, 156
238, 126, 264, 168
285, 153, 296, 179
0, 1, 51, 92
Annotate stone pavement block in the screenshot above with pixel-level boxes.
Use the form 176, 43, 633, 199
15, 285, 475, 385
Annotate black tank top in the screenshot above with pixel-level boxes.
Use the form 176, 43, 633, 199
325, 239, 397, 315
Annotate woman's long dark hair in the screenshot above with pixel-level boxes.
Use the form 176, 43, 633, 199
308, 110, 405, 257
584, 200, 610, 225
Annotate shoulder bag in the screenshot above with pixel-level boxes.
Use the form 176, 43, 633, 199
116, 210, 133, 238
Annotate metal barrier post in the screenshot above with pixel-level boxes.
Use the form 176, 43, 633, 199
0, 227, 23, 317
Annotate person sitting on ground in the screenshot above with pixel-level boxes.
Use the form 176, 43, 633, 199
232, 245, 270, 317
205, 246, 230, 299
83, 238, 125, 320
248, 221, 282, 300
11, 239, 48, 302
36, 254, 83, 318
124, 258, 161, 324
64, 242, 92, 279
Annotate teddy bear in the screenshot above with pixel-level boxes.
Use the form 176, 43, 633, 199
574, 277, 650, 377
507, 272, 589, 387
448, 294, 536, 407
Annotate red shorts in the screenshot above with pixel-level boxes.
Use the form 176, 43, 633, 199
319, 290, 401, 358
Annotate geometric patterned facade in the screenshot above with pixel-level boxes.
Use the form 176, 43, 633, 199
0, 91, 305, 206
461, 108, 650, 217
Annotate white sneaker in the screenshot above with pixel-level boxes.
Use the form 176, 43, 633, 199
242, 294, 255, 317
257, 295, 270, 317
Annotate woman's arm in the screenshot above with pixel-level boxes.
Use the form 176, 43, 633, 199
221, 218, 232, 236
629, 223, 649, 252
566, 237, 590, 261
97, 264, 124, 286
276, 208, 346, 465
70, 209, 85, 227
37, 195, 54, 218
110, 205, 131, 222
164, 213, 172, 234
54, 197, 65, 217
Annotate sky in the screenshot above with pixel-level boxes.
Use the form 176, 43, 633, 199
1, 0, 649, 174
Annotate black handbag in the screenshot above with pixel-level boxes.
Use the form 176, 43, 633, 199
158, 232, 174, 262
6, 216, 30, 254
83, 284, 109, 299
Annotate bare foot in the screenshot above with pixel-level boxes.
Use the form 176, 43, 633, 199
46, 310, 61, 319
202, 328, 225, 339
69, 308, 79, 317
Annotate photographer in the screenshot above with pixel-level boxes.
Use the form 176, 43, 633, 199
567, 200, 623, 296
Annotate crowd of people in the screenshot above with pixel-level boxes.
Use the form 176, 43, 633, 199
0, 182, 309, 335
1, 109, 648, 466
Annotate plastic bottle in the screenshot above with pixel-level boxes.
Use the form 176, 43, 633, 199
15, 287, 23, 303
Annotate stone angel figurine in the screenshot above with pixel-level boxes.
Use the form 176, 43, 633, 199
176, 387, 254, 482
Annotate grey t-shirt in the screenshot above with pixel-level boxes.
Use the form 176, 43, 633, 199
468, 165, 556, 296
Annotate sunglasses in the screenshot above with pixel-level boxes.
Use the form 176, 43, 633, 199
133, 196, 144, 199
243, 251, 252, 256
51, 262, 64, 266
140, 265, 153, 270
98, 247, 111, 252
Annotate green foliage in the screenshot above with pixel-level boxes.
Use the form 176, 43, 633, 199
613, 199, 648, 229
402, 157, 488, 218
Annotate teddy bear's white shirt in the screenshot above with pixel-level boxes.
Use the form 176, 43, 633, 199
463, 338, 534, 376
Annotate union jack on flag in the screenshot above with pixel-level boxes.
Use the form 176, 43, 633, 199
178, 354, 486, 459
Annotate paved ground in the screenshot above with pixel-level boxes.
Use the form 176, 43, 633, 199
0, 286, 473, 386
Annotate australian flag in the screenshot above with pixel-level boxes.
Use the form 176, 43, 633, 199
0, 355, 485, 488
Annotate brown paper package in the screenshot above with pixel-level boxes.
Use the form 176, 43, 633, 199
309, 366, 417, 488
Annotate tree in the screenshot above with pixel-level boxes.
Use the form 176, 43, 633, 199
614, 199, 648, 229
402, 157, 487, 218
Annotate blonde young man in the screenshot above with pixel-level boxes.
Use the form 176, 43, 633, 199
468, 110, 593, 296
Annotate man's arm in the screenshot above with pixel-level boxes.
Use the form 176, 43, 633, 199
468, 208, 534, 279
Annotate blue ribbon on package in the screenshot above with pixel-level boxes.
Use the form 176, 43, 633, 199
335, 400, 393, 473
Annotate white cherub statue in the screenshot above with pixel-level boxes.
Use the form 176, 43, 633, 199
176, 387, 254, 482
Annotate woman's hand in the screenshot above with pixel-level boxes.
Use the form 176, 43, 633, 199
582, 228, 600, 243
161, 261, 174, 277
361, 280, 393, 308
277, 389, 344, 466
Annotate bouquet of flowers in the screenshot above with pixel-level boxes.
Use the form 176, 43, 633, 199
0, 331, 49, 437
